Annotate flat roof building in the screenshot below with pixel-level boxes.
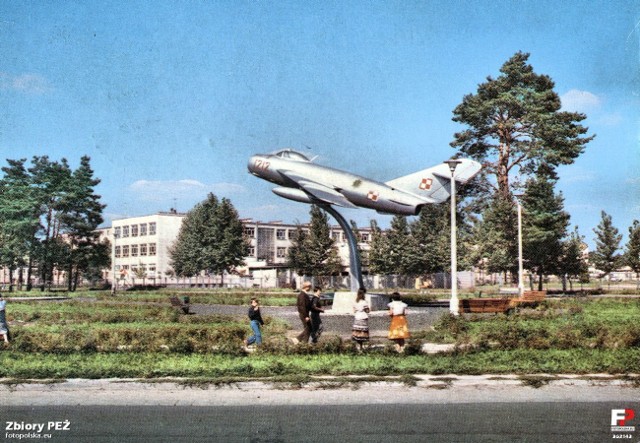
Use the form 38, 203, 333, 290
99, 212, 373, 288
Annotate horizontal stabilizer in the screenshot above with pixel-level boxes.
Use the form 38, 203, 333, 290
385, 158, 481, 204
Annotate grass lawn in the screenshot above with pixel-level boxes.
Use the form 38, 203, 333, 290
1, 290, 639, 380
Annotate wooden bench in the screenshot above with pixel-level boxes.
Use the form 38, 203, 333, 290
169, 296, 190, 314
459, 297, 512, 313
509, 290, 547, 308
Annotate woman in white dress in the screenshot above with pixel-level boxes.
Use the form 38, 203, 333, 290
351, 288, 370, 350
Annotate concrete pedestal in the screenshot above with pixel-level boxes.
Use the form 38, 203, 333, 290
330, 292, 390, 314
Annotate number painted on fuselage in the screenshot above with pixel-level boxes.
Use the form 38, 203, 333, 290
254, 159, 270, 171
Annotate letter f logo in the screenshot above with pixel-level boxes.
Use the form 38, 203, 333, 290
611, 409, 635, 426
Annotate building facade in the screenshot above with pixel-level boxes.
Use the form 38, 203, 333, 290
99, 212, 373, 288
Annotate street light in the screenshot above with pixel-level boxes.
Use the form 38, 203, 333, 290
444, 159, 462, 316
111, 226, 119, 296
514, 195, 525, 297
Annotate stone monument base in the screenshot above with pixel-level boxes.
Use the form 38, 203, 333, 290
330, 291, 390, 314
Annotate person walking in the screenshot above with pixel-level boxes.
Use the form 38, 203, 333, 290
387, 292, 409, 352
244, 297, 264, 347
351, 288, 370, 351
309, 286, 325, 344
0, 294, 10, 345
295, 281, 313, 343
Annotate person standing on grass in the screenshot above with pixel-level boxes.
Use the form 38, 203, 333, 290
244, 298, 264, 347
0, 294, 10, 344
351, 288, 370, 351
387, 292, 409, 352
309, 286, 325, 344
295, 281, 313, 343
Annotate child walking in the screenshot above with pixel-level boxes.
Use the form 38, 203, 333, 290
244, 298, 264, 347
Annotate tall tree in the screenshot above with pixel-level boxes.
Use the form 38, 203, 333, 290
385, 215, 413, 275
591, 211, 622, 280
0, 159, 39, 290
557, 226, 589, 291
287, 225, 313, 277
471, 194, 518, 281
28, 156, 73, 290
58, 156, 108, 290
451, 51, 594, 199
624, 220, 640, 285
521, 176, 569, 290
286, 206, 342, 283
450, 52, 593, 284
367, 219, 394, 276
170, 193, 248, 283
407, 202, 450, 275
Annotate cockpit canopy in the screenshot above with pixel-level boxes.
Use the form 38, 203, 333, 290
270, 149, 311, 162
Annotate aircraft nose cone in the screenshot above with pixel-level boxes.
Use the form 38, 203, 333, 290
248, 156, 258, 173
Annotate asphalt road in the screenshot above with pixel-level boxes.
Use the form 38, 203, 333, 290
1, 402, 633, 442
3, 377, 639, 442
193, 304, 450, 338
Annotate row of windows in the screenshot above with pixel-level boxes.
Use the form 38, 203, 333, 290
115, 243, 157, 258
116, 264, 157, 273
248, 247, 288, 258
115, 222, 156, 238
244, 227, 307, 240
243, 227, 371, 243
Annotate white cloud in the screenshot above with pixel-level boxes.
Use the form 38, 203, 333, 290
0, 72, 52, 94
560, 89, 601, 112
129, 179, 245, 202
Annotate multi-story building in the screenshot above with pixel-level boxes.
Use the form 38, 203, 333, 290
98, 211, 184, 285
99, 212, 373, 288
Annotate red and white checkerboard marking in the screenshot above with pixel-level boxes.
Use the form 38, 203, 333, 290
367, 190, 379, 201
419, 178, 433, 190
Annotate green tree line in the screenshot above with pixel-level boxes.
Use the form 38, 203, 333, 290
0, 155, 109, 291
4, 52, 638, 292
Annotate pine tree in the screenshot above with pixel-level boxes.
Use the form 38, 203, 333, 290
367, 219, 393, 276
591, 211, 622, 280
624, 220, 640, 286
59, 156, 108, 291
385, 215, 413, 276
472, 195, 518, 280
307, 206, 342, 280
521, 176, 569, 290
451, 51, 594, 199
287, 225, 313, 277
28, 156, 73, 290
450, 52, 593, 284
557, 226, 588, 291
407, 202, 450, 275
0, 159, 39, 290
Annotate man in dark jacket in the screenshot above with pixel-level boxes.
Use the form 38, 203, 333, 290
296, 281, 313, 343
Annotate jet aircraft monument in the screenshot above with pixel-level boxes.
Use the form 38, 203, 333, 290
248, 149, 481, 216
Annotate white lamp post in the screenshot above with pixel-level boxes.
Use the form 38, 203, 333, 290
517, 198, 524, 297
111, 227, 118, 296
445, 159, 462, 316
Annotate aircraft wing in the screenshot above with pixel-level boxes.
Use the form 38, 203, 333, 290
279, 170, 358, 209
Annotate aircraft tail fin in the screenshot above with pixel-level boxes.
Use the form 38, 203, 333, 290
385, 158, 481, 203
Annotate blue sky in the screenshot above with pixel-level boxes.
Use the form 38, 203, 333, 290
1, 1, 638, 249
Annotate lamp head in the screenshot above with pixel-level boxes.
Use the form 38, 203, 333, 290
444, 159, 463, 173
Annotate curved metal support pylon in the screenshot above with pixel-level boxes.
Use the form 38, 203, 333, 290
320, 205, 365, 292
